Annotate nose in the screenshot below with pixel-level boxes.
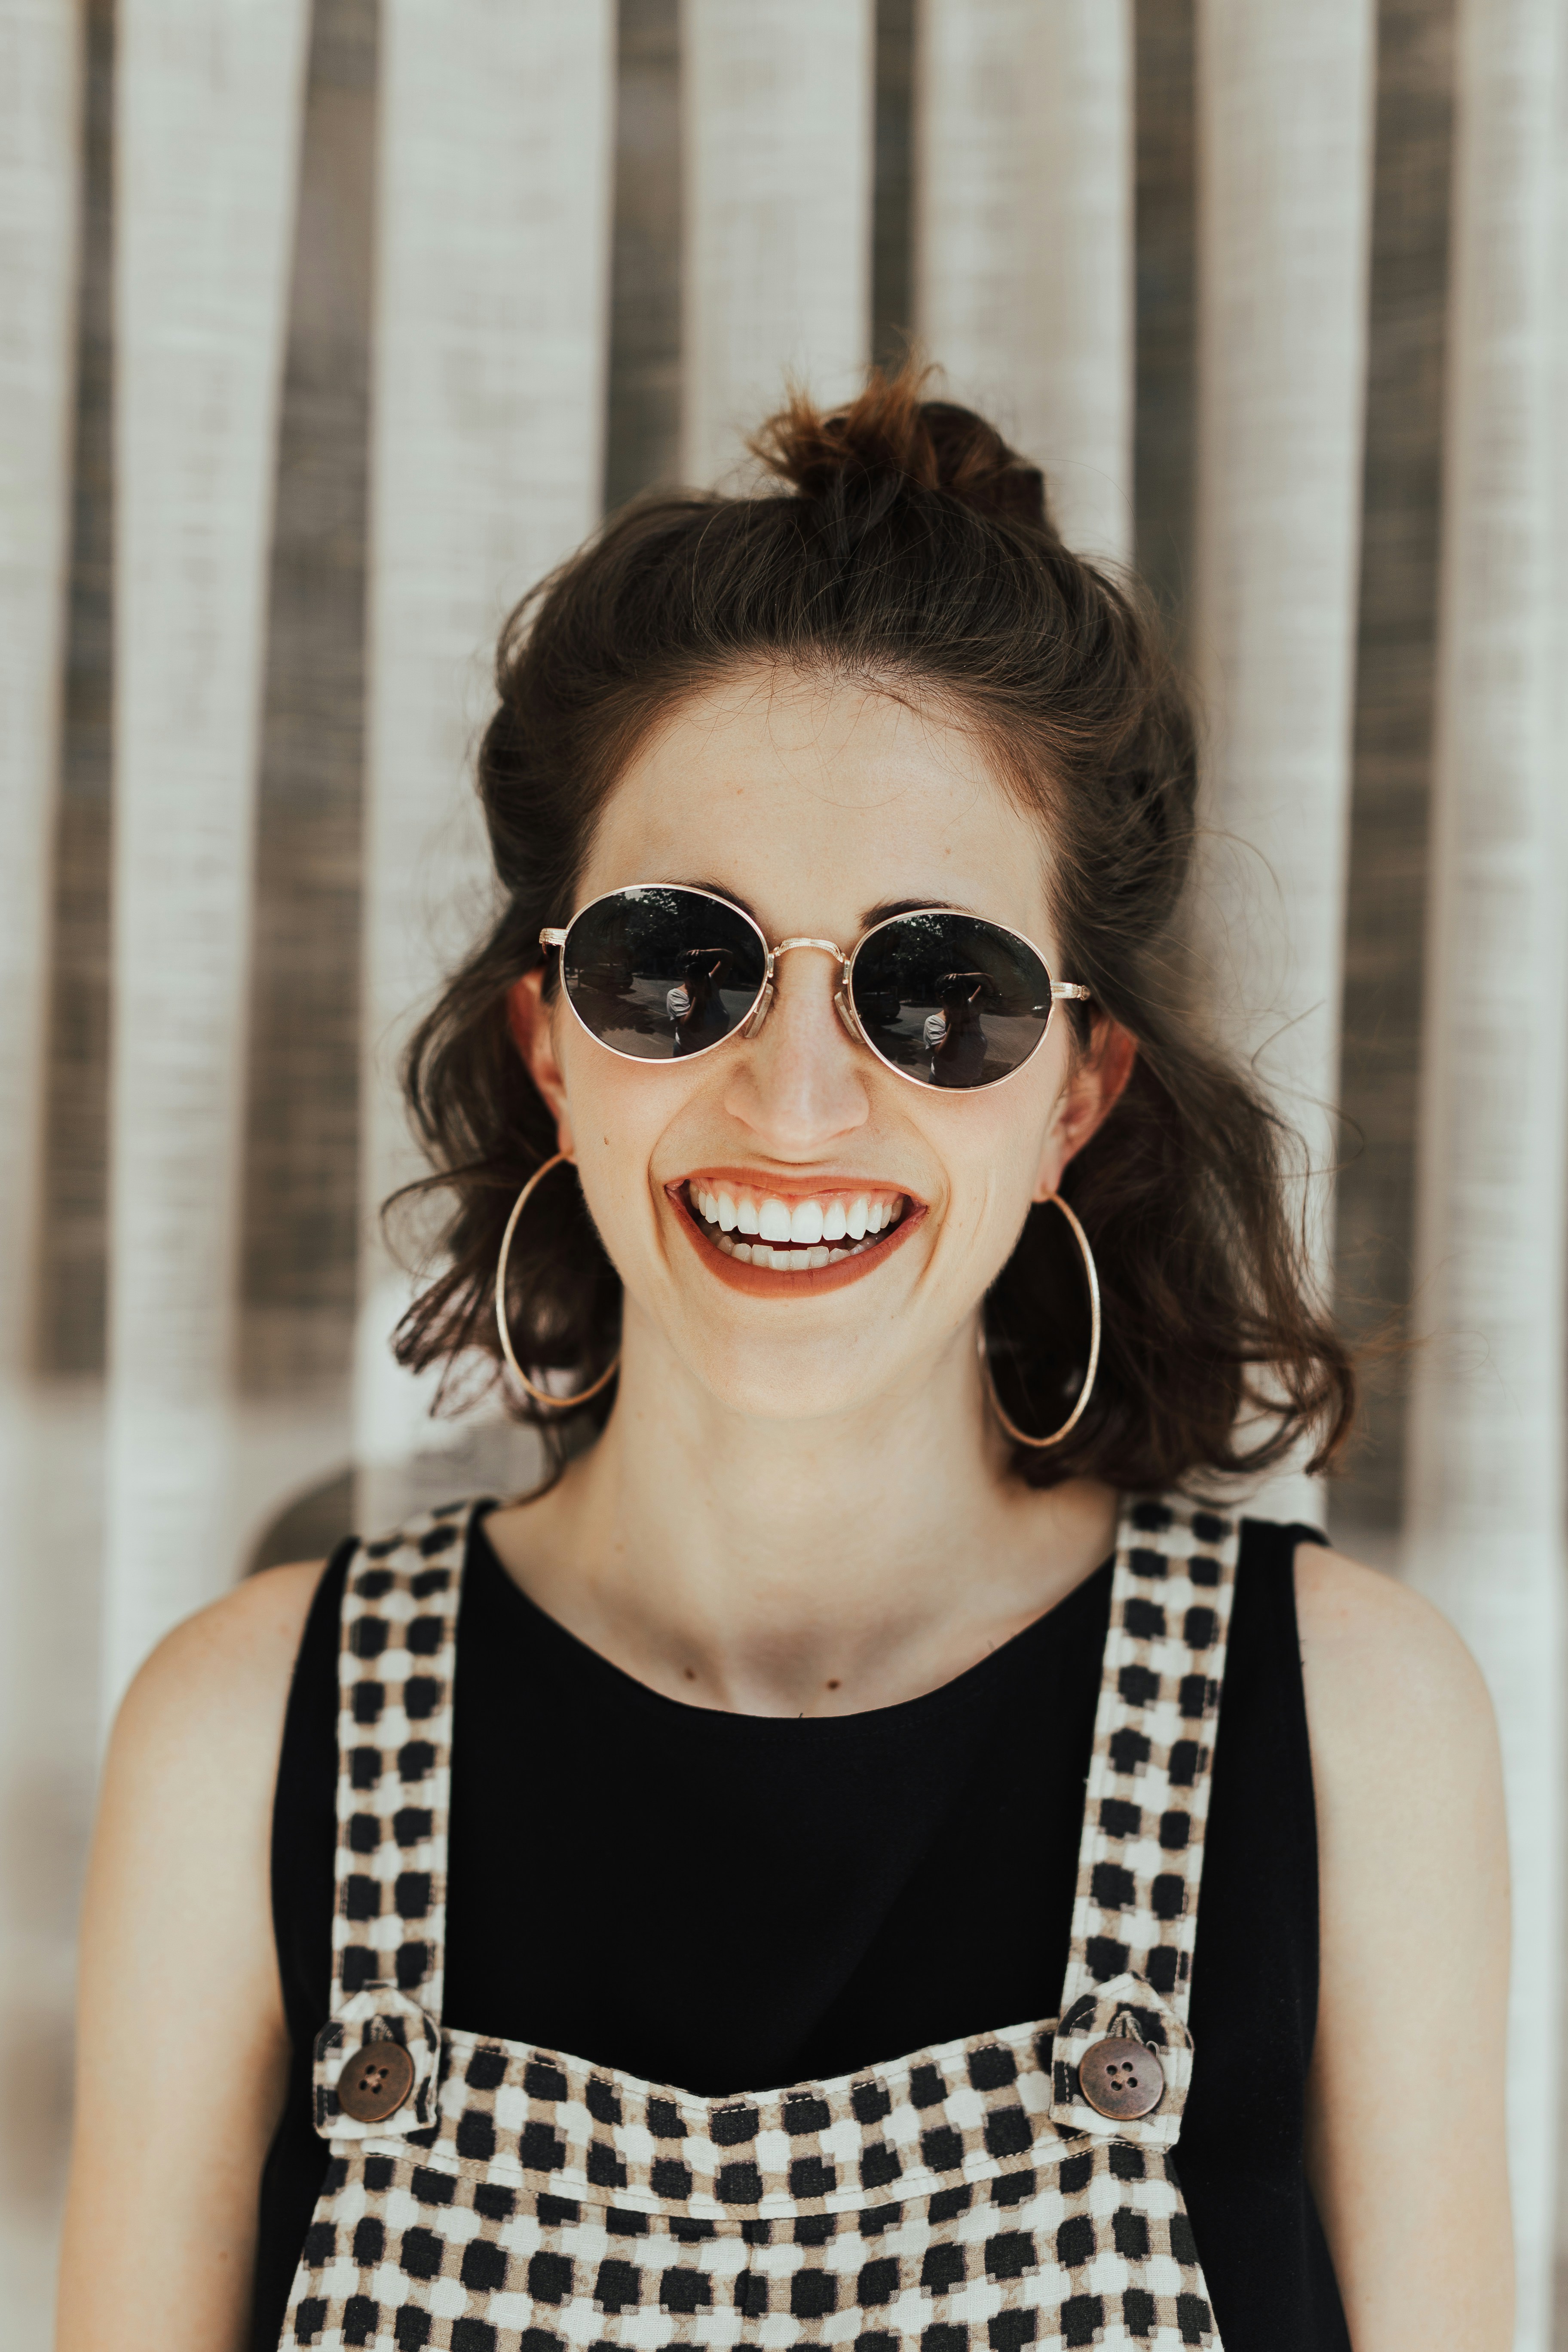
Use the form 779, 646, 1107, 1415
721, 942, 871, 1150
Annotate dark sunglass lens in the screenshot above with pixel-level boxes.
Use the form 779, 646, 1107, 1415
850, 913, 1052, 1089
561, 888, 767, 1060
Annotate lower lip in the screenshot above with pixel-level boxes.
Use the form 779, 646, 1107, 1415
664, 1184, 926, 1296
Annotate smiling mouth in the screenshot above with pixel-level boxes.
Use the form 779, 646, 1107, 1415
683, 1179, 910, 1273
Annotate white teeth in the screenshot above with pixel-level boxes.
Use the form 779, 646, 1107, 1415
715, 1233, 872, 1269
691, 1180, 906, 1260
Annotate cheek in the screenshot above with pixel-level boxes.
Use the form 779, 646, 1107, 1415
560, 1050, 689, 1268
566, 1056, 650, 1176
944, 1074, 1058, 1202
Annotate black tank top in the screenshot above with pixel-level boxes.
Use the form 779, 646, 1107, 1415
250, 1510, 1348, 2350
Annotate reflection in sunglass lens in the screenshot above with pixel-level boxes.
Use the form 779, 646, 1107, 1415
560, 888, 768, 1060
850, 913, 1052, 1089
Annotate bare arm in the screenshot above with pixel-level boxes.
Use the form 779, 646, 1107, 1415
55, 1560, 323, 2352
1298, 1543, 1512, 2349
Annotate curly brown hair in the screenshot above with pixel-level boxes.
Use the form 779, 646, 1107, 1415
391, 366, 1355, 1491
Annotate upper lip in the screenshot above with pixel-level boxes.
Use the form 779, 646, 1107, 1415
670, 1167, 925, 1203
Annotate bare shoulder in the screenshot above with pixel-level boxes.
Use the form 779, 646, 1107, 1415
1298, 1552, 1504, 1862
62, 1560, 334, 2352
107, 1556, 327, 1804
1289, 1550, 1511, 2345
84, 1554, 332, 2018
1291, 1540, 1499, 1781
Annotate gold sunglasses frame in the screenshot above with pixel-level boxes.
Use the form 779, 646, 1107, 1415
539, 883, 1090, 1092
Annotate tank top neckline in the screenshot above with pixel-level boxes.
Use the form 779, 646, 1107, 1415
469, 1506, 1116, 1740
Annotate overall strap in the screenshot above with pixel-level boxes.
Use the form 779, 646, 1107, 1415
328, 1499, 477, 2027
1057, 1492, 1241, 2028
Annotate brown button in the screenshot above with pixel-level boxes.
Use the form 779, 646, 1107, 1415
337, 2037, 416, 2124
1078, 2035, 1164, 2120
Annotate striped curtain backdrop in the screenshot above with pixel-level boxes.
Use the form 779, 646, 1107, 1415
1, 0, 1565, 2341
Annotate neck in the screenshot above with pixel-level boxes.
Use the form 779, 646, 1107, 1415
486, 1312, 1120, 1717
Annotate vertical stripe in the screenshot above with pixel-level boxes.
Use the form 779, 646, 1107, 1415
1133, 0, 1197, 642
1193, 0, 1377, 1206
680, 0, 875, 484
916, 0, 1135, 560
233, 0, 379, 1582
1332, 0, 1457, 1540
0, 2, 85, 2328
37, 0, 115, 1380
107, 0, 310, 1712
870, 0, 916, 372
0, 3, 80, 1380
1405, 0, 1568, 2333
241, 0, 375, 1415
358, 0, 615, 1529
606, 0, 683, 514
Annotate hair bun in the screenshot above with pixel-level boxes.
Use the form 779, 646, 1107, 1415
752, 367, 1050, 530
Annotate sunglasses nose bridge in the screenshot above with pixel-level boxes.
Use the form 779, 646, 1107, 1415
744, 937, 857, 1050
766, 937, 852, 1022
771, 936, 850, 968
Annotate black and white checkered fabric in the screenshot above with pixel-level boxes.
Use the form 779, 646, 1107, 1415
283, 1493, 1240, 2350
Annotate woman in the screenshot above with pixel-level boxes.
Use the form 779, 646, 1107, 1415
59, 377, 1510, 2352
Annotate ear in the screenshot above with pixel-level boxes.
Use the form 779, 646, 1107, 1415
1033, 1018, 1137, 1201
506, 970, 576, 1161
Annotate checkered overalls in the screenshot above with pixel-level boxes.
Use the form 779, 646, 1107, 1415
282, 1492, 1237, 2350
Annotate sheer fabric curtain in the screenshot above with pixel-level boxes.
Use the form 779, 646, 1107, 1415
2, 3, 1565, 2342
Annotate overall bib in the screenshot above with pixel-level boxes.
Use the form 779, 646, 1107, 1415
282, 1491, 1237, 2351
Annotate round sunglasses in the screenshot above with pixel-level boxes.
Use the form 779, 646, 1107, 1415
540, 885, 1089, 1092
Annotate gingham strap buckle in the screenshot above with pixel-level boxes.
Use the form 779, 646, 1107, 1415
312, 1985, 443, 2139
1046, 1493, 1240, 2141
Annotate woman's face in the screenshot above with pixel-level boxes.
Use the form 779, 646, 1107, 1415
511, 665, 1129, 1425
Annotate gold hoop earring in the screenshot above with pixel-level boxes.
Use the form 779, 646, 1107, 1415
495, 1152, 620, 1409
980, 1190, 1102, 1449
